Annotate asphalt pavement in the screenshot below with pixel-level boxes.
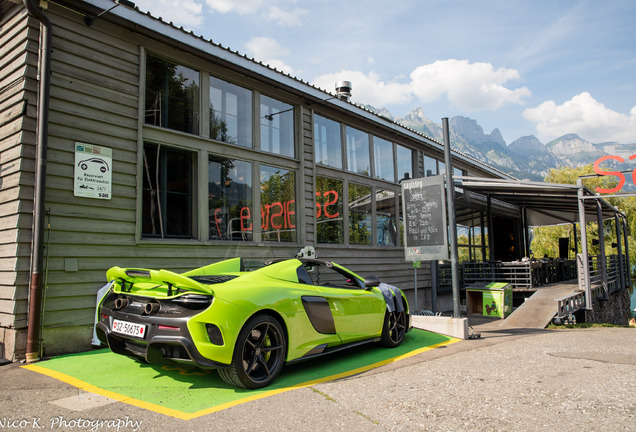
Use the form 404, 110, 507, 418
1, 321, 635, 432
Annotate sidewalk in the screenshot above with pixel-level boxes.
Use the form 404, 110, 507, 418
2, 323, 635, 431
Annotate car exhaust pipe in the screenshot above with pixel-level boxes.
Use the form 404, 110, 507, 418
144, 302, 160, 315
114, 297, 129, 310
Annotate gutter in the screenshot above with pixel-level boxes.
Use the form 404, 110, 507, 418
23, 0, 52, 363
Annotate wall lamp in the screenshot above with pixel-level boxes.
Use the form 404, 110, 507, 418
263, 107, 294, 121
85, 0, 136, 26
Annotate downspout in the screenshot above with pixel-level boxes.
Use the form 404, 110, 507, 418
24, 0, 52, 363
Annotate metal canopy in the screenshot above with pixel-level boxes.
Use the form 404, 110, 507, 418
458, 177, 621, 227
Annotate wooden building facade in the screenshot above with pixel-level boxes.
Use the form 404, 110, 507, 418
0, 0, 510, 361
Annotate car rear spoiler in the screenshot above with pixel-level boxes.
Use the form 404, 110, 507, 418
106, 267, 214, 296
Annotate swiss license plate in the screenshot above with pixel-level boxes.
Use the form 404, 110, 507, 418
112, 319, 146, 339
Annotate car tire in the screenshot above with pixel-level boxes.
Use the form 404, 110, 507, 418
379, 298, 408, 348
218, 314, 287, 389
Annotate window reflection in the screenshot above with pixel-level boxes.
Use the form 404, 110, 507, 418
346, 126, 370, 176
396, 145, 412, 182
145, 54, 200, 135
260, 166, 296, 242
261, 95, 294, 157
376, 189, 397, 246
373, 137, 394, 181
349, 183, 372, 245
142, 143, 194, 238
316, 177, 343, 244
208, 156, 252, 241
424, 156, 437, 177
210, 76, 252, 147
314, 115, 342, 169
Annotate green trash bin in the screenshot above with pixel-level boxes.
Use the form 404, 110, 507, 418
466, 282, 512, 319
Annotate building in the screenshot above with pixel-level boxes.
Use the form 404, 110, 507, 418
1, 0, 584, 362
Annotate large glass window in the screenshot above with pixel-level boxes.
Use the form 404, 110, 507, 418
261, 95, 294, 157
145, 54, 200, 135
208, 156, 252, 241
373, 137, 395, 182
142, 143, 195, 238
424, 156, 437, 177
376, 189, 397, 246
345, 126, 370, 176
210, 76, 252, 147
260, 166, 296, 242
349, 183, 372, 245
396, 145, 412, 182
316, 177, 343, 244
314, 115, 342, 169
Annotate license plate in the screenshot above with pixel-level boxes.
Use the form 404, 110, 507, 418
112, 319, 146, 339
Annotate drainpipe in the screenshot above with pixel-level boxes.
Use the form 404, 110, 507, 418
24, 0, 52, 363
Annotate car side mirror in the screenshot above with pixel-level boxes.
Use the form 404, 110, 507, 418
364, 276, 380, 288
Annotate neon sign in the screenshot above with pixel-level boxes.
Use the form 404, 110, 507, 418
592, 154, 636, 194
211, 190, 340, 236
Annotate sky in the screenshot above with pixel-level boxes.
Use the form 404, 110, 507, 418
131, 0, 636, 146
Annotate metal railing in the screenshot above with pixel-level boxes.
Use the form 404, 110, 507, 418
445, 260, 577, 290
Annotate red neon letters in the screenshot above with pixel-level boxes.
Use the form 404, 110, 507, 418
592, 154, 636, 194
211, 190, 339, 235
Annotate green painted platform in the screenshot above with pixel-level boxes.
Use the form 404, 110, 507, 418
24, 329, 458, 419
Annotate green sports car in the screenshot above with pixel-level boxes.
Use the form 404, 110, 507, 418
95, 257, 411, 389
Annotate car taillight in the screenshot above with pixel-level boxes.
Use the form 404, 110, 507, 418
171, 294, 213, 310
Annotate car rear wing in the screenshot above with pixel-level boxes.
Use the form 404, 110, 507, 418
106, 267, 214, 297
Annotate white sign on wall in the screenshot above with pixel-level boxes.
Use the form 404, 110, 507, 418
74, 142, 112, 200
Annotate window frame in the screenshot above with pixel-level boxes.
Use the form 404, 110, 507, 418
141, 142, 198, 240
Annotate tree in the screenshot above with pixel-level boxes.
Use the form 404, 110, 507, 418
532, 165, 636, 281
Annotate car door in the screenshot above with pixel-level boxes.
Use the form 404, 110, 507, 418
307, 264, 386, 343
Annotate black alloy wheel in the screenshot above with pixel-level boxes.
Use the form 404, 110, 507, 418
379, 301, 408, 348
218, 314, 286, 389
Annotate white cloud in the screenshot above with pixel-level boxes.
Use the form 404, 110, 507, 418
134, 0, 203, 29
206, 0, 264, 14
245, 37, 290, 59
312, 59, 529, 111
313, 71, 413, 107
523, 92, 636, 143
206, 0, 306, 26
245, 37, 294, 75
265, 6, 308, 27
410, 59, 531, 110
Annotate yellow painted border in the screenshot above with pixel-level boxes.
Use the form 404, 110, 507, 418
22, 337, 460, 420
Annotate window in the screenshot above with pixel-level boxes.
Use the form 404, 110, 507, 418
424, 156, 437, 177
208, 156, 252, 241
458, 225, 487, 262
373, 137, 394, 182
210, 76, 252, 147
396, 145, 412, 182
142, 143, 195, 238
261, 95, 294, 157
316, 177, 343, 244
314, 115, 342, 169
145, 54, 200, 135
345, 126, 370, 176
438, 161, 446, 175
349, 183, 372, 245
260, 166, 296, 242
376, 189, 397, 246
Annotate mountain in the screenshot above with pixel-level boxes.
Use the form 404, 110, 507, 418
366, 106, 636, 181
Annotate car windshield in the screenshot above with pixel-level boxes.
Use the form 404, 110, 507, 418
301, 263, 363, 289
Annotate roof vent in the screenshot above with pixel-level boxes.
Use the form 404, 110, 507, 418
335, 81, 352, 102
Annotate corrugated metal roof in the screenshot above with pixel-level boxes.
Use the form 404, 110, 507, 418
458, 177, 622, 226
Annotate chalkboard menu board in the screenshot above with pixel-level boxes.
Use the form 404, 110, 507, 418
401, 176, 448, 261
